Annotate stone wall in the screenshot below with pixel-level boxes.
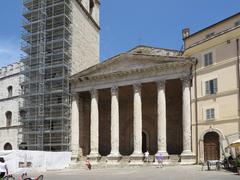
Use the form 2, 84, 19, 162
71, 0, 100, 75
0, 62, 22, 150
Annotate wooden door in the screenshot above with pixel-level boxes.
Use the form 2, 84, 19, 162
204, 132, 220, 161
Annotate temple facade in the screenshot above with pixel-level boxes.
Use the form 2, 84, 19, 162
70, 47, 196, 164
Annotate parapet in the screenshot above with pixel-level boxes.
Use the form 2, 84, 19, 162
0, 61, 22, 79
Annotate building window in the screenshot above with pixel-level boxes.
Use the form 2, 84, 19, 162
206, 32, 215, 39
5, 111, 12, 127
235, 20, 240, 26
89, 0, 94, 14
4, 143, 12, 150
7, 86, 13, 97
206, 108, 215, 120
204, 52, 213, 66
205, 79, 218, 95
20, 110, 27, 119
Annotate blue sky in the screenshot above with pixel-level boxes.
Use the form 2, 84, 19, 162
0, 0, 239, 67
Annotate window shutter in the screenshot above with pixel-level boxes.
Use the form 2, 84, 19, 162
211, 109, 215, 119
204, 52, 213, 66
204, 54, 208, 66
205, 81, 210, 95
213, 79, 218, 93
206, 109, 210, 120
209, 53, 213, 65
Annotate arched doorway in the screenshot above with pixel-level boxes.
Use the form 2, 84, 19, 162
4, 143, 12, 150
142, 131, 148, 153
204, 132, 220, 161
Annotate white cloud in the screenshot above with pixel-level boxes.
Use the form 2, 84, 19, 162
0, 48, 10, 53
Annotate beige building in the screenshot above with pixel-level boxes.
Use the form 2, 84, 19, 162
183, 12, 240, 162
70, 12, 240, 165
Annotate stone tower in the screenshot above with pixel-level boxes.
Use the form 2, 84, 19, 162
20, 0, 100, 151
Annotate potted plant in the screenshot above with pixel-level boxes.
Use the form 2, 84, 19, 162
235, 157, 240, 175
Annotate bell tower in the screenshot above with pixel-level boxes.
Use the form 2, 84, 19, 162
20, 0, 100, 151
71, 0, 100, 74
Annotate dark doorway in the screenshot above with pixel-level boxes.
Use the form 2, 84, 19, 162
4, 143, 12, 150
142, 132, 147, 153
204, 132, 220, 161
166, 79, 183, 154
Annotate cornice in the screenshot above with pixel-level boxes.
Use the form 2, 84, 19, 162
77, 61, 192, 83
72, 62, 192, 92
192, 117, 239, 126
191, 89, 238, 102
0, 125, 20, 130
0, 96, 20, 102
196, 56, 238, 75
72, 54, 194, 80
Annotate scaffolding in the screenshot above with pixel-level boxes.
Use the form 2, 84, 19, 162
19, 0, 72, 151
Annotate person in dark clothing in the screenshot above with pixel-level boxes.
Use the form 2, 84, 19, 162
0, 157, 8, 179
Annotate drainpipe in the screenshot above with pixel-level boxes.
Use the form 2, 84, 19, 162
236, 39, 240, 136
194, 59, 199, 163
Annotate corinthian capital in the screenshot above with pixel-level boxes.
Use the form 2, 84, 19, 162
156, 80, 165, 90
133, 83, 141, 93
181, 76, 191, 88
111, 86, 118, 96
90, 89, 98, 98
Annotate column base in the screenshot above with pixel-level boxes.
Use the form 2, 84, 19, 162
71, 151, 80, 162
180, 151, 196, 165
129, 152, 143, 165
71, 156, 79, 162
155, 151, 169, 157
107, 153, 122, 164
87, 152, 101, 162
155, 151, 169, 163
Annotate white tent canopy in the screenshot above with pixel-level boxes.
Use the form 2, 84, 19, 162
0, 150, 71, 174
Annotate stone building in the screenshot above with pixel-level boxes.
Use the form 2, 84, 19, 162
70, 46, 196, 164
0, 62, 22, 150
70, 12, 240, 164
20, 0, 100, 151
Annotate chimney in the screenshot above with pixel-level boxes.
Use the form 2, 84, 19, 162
182, 28, 190, 39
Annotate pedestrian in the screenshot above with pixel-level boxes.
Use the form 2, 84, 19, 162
156, 152, 164, 168
144, 151, 150, 162
0, 157, 8, 179
85, 158, 92, 170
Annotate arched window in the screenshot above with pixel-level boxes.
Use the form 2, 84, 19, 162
7, 86, 13, 97
4, 143, 12, 150
5, 111, 12, 127
89, 0, 94, 14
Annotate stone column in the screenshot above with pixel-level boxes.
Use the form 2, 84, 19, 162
71, 93, 80, 161
89, 89, 100, 158
181, 77, 193, 156
108, 86, 121, 160
131, 83, 143, 157
156, 80, 168, 156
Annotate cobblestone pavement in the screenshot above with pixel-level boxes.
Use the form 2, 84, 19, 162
25, 165, 239, 180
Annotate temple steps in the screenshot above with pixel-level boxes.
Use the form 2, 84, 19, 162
70, 155, 185, 169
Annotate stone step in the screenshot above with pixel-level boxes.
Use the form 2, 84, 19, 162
167, 155, 181, 162
69, 155, 183, 169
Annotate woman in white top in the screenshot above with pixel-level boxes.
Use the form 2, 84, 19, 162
0, 157, 8, 179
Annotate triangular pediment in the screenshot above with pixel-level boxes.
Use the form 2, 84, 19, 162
71, 53, 192, 79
